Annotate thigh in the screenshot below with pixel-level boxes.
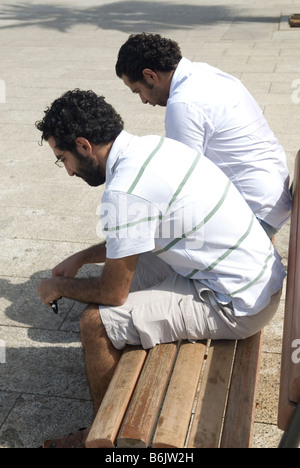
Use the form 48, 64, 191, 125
100, 273, 212, 350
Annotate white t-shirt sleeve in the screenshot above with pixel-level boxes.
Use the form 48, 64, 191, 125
100, 190, 161, 259
165, 101, 211, 154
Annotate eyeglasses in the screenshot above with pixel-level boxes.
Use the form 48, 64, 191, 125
55, 151, 66, 168
55, 159, 65, 168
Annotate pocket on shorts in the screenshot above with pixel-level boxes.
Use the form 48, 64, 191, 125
179, 295, 211, 341
132, 296, 187, 349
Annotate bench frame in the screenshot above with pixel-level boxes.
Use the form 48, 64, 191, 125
278, 150, 300, 448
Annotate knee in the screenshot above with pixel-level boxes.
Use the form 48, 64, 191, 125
80, 304, 104, 347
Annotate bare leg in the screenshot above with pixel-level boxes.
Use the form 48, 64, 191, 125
41, 304, 121, 448
80, 304, 122, 414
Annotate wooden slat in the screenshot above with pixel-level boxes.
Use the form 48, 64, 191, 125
220, 331, 263, 448
152, 341, 207, 448
278, 151, 300, 430
187, 340, 236, 448
117, 342, 179, 448
86, 346, 147, 448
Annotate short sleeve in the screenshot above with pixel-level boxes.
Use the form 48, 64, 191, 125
99, 190, 161, 259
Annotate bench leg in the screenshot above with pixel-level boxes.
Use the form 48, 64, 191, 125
278, 402, 300, 448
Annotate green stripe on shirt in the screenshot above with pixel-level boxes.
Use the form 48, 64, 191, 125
205, 213, 255, 272
186, 212, 255, 278
168, 152, 202, 208
156, 179, 232, 256
128, 137, 164, 194
229, 243, 274, 297
103, 215, 162, 233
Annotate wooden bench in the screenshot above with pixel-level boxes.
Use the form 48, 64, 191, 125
86, 331, 263, 448
278, 150, 300, 448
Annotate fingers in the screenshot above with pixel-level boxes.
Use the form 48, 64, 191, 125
37, 278, 60, 306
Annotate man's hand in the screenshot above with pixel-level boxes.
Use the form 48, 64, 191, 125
37, 277, 61, 307
37, 253, 138, 309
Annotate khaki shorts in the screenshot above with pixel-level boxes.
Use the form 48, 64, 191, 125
100, 253, 282, 350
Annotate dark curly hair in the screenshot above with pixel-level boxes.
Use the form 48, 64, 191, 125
36, 89, 124, 151
116, 33, 182, 83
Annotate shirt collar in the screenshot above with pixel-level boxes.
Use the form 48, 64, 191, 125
106, 130, 134, 180
169, 57, 192, 95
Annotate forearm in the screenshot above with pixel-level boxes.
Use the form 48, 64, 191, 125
71, 242, 107, 267
39, 254, 138, 308
52, 242, 107, 278
52, 276, 119, 306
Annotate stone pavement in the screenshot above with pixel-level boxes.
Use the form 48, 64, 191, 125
1, 0, 300, 449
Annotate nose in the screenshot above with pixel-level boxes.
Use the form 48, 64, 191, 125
140, 94, 148, 105
64, 161, 75, 177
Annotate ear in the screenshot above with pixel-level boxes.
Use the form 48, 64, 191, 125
75, 137, 92, 155
142, 68, 159, 84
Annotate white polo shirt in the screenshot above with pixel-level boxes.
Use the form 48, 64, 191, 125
165, 58, 292, 229
100, 131, 286, 317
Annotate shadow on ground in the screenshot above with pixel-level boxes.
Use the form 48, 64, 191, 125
0, 2, 281, 33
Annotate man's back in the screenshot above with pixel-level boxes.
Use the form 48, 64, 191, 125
165, 58, 292, 230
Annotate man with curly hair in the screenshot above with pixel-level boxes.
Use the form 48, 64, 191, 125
35, 89, 285, 447
116, 33, 292, 239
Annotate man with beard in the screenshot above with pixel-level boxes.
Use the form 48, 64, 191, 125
35, 89, 285, 448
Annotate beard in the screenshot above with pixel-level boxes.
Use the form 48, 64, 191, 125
72, 148, 106, 187
75, 165, 106, 187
